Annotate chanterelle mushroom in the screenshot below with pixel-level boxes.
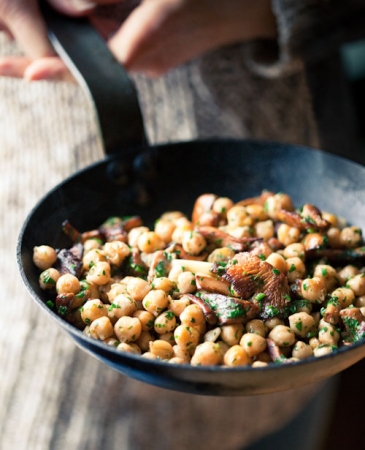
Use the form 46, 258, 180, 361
276, 204, 330, 232
213, 252, 292, 319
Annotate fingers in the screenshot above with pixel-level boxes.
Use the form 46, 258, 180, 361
0, 56, 33, 78
24, 56, 76, 82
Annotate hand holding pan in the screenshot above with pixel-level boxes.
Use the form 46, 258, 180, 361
17, 3, 365, 396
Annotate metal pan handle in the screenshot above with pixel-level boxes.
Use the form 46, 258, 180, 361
41, 2, 147, 154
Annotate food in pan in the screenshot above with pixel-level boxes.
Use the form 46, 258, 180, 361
32, 191, 365, 366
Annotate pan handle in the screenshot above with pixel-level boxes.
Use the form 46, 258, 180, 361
41, 2, 147, 154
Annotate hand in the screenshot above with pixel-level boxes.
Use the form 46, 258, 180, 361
0, 0, 276, 80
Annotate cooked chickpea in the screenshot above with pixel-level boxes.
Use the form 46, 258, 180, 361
313, 345, 335, 357
340, 226, 363, 248
160, 211, 185, 222
355, 295, 365, 308
220, 324, 244, 346
103, 241, 130, 266
33, 245, 58, 270
114, 316, 142, 343
264, 193, 294, 220
39, 268, 61, 290
180, 304, 205, 327
265, 253, 287, 274
246, 204, 269, 222
117, 343, 142, 354
158, 332, 176, 345
126, 277, 151, 301
226, 226, 252, 239
83, 248, 106, 271
149, 340, 174, 359
142, 289, 169, 316
301, 277, 326, 303
168, 295, 191, 317
283, 243, 305, 261
222, 345, 250, 366
108, 294, 138, 320
182, 231, 206, 256
141, 352, 158, 360
318, 319, 340, 346
265, 317, 284, 331
106, 282, 128, 303
327, 227, 341, 248
245, 319, 267, 337
268, 325, 296, 347
86, 261, 111, 285
331, 287, 355, 308
240, 333, 266, 357
302, 233, 328, 251
154, 310, 177, 334
128, 226, 149, 247
309, 336, 320, 349
337, 265, 359, 286
137, 231, 165, 253
171, 222, 194, 244
103, 337, 120, 347
81, 299, 108, 324
174, 324, 200, 354
173, 345, 191, 363
227, 205, 251, 227
254, 220, 274, 240
292, 341, 314, 360
89, 316, 114, 340
177, 271, 196, 294
204, 327, 221, 342
135, 330, 154, 351
252, 361, 268, 368
288, 312, 315, 338
286, 257, 306, 283
151, 277, 175, 294
191, 342, 223, 366
154, 219, 176, 243
133, 310, 155, 331
168, 264, 184, 283
313, 264, 338, 291
277, 224, 301, 247
346, 273, 365, 296
212, 197, 234, 217
56, 273, 80, 295
83, 238, 102, 253
207, 247, 236, 263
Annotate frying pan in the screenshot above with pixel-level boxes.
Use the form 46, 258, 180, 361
17, 5, 365, 396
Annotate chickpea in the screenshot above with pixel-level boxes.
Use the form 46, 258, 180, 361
264, 193, 294, 220
126, 277, 151, 301
355, 295, 365, 308
288, 312, 315, 338
154, 219, 176, 244
318, 319, 340, 346
180, 304, 206, 327
220, 324, 244, 346
108, 294, 138, 320
207, 247, 235, 264
106, 282, 128, 303
173, 345, 191, 363
174, 217, 192, 228
174, 324, 200, 354
331, 287, 355, 308
340, 226, 363, 248
89, 316, 114, 340
294, 299, 312, 314
135, 330, 154, 352
81, 299, 108, 324
160, 211, 185, 222
313, 264, 338, 291
142, 289, 169, 316
168, 264, 184, 283
283, 243, 305, 261
204, 327, 221, 342
322, 212, 338, 228
277, 224, 301, 247
86, 261, 111, 286
223, 345, 251, 367
309, 337, 320, 350
56, 273, 80, 295
240, 333, 267, 357
313, 345, 335, 357
141, 352, 157, 360
292, 341, 313, 360
83, 249, 106, 271
128, 226, 149, 247
268, 325, 296, 347
252, 361, 268, 368
182, 231, 206, 256
117, 343, 141, 354
177, 271, 196, 295
168, 295, 191, 317
265, 317, 284, 331
327, 227, 342, 248
137, 231, 165, 253
33, 245, 58, 270
103, 241, 130, 266
346, 273, 365, 296
103, 337, 120, 347
39, 268, 61, 290
286, 257, 306, 283
191, 342, 223, 366
154, 310, 177, 334
265, 253, 287, 274
149, 340, 174, 359
83, 238, 102, 253
171, 222, 194, 244
301, 277, 326, 304
226, 226, 253, 239
212, 197, 234, 217
245, 319, 267, 337
159, 332, 176, 345
114, 316, 142, 343
227, 205, 251, 227
254, 220, 274, 240
133, 310, 155, 331
337, 265, 359, 286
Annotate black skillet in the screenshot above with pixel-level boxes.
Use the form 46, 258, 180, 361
17, 5, 365, 396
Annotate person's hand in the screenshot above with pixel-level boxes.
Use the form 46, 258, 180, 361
0, 0, 277, 81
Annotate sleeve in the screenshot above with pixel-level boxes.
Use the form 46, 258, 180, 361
243, 0, 365, 78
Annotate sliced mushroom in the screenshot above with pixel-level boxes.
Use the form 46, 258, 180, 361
147, 250, 173, 282
192, 193, 218, 225
266, 338, 289, 364
235, 190, 275, 207
195, 273, 231, 296
340, 307, 365, 342
185, 293, 218, 325
126, 247, 148, 278
195, 225, 260, 252
306, 247, 365, 265
54, 245, 83, 278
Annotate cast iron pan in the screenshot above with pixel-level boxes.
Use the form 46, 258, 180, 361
17, 5, 365, 396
